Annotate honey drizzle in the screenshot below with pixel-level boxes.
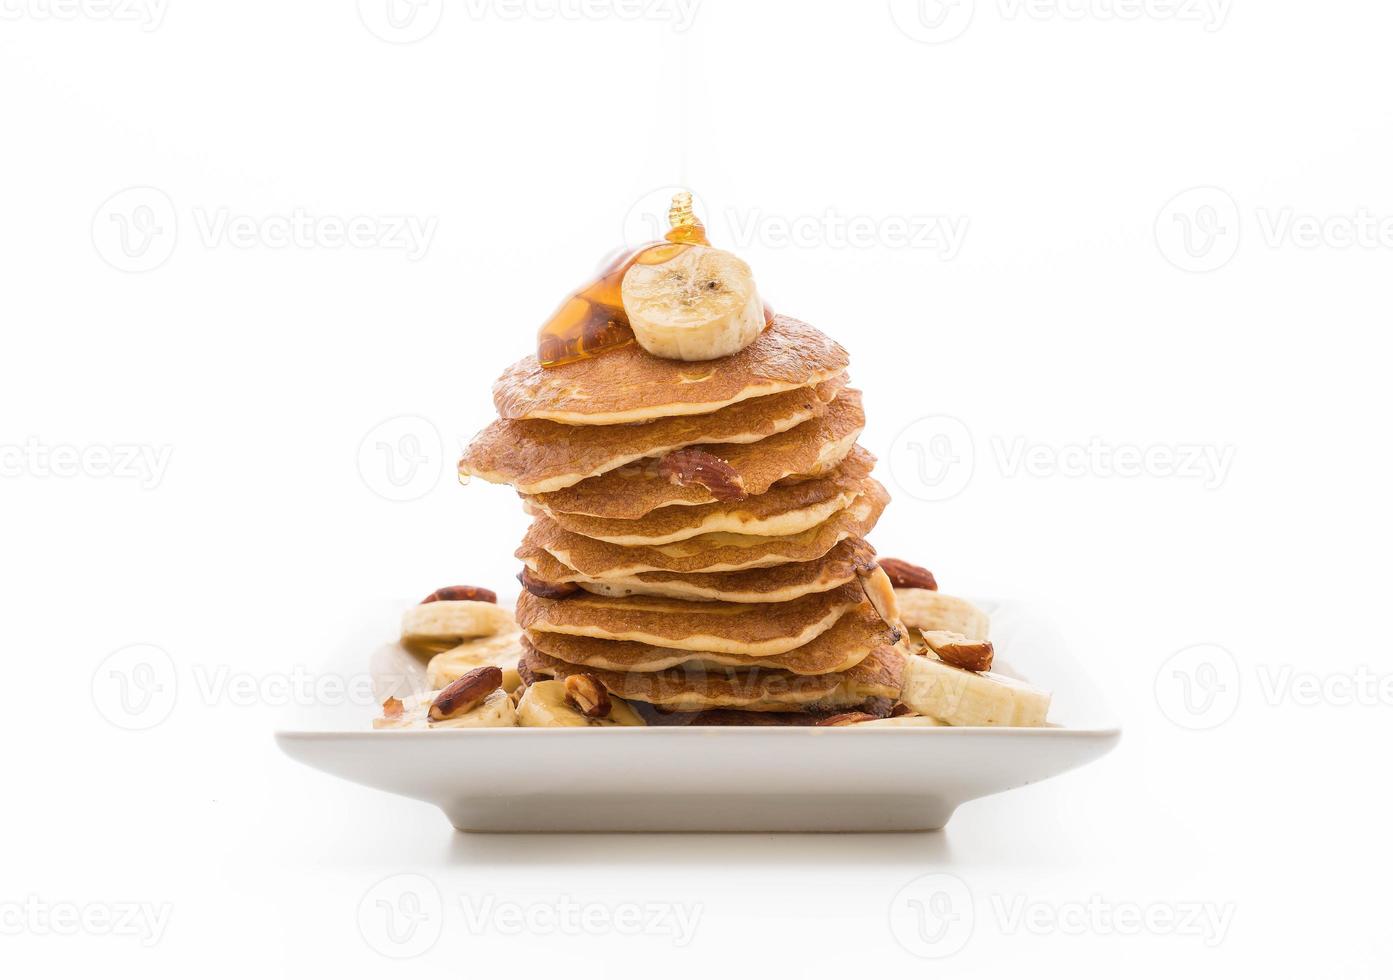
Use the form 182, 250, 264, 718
535, 192, 770, 368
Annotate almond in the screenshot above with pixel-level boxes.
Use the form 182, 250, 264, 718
563, 673, 611, 718
814, 711, 879, 727
921, 630, 994, 672
878, 558, 937, 591
658, 448, 748, 502
429, 665, 503, 721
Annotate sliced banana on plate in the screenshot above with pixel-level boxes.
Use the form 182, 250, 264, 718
622, 245, 763, 361
373, 687, 517, 729
895, 589, 990, 642
516, 680, 646, 728
900, 654, 1051, 727
426, 631, 525, 692
400, 600, 516, 655
853, 715, 946, 728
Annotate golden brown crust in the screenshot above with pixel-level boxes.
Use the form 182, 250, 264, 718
493, 315, 850, 424
523, 390, 865, 519
515, 582, 866, 655
523, 603, 895, 676
461, 378, 843, 494
536, 447, 875, 544
520, 480, 890, 577
521, 643, 903, 711
518, 537, 878, 603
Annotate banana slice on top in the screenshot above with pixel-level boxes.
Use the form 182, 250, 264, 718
621, 245, 763, 361
516, 680, 646, 728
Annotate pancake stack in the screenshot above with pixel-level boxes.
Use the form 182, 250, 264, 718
459, 315, 905, 721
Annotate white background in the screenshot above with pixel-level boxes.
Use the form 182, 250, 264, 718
2, 0, 1390, 976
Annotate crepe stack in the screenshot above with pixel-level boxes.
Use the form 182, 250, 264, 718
459, 315, 905, 721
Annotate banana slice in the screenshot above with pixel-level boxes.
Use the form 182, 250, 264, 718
516, 680, 646, 728
895, 590, 989, 641
621, 245, 763, 360
401, 600, 515, 655
427, 631, 525, 692
373, 688, 517, 729
900, 655, 1051, 727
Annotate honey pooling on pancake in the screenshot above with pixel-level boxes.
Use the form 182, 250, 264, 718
535, 192, 772, 368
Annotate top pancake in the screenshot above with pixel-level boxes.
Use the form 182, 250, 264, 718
493, 315, 850, 425
461, 376, 844, 495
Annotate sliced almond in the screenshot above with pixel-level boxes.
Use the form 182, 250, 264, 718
563, 673, 612, 718
429, 665, 503, 721
921, 629, 994, 672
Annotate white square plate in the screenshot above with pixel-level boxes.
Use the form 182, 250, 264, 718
276, 599, 1119, 832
